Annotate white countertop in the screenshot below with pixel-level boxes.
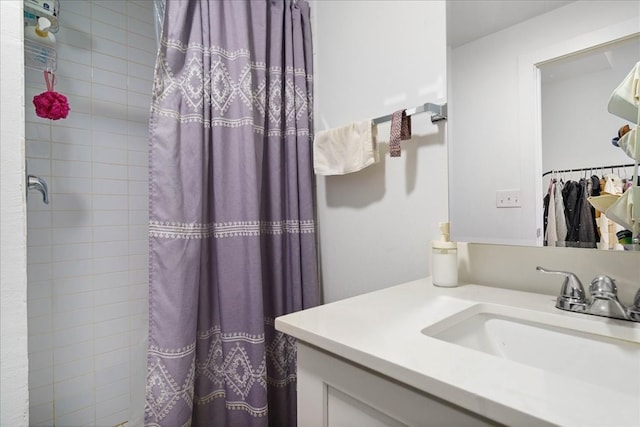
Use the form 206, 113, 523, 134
275, 278, 640, 427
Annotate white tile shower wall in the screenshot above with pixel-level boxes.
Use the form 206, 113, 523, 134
25, 1, 154, 426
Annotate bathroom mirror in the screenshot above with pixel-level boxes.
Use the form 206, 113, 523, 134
540, 37, 639, 182
447, 0, 640, 247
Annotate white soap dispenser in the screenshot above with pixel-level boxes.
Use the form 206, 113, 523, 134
431, 222, 458, 287
25, 16, 56, 46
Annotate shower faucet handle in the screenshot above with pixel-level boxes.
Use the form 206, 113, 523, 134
27, 174, 49, 204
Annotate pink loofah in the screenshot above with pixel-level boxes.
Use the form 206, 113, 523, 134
33, 71, 70, 120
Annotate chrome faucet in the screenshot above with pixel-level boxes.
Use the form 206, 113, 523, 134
537, 266, 639, 323
27, 174, 49, 204
588, 274, 629, 320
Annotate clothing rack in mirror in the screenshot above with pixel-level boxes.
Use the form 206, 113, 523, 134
542, 162, 638, 177
372, 102, 447, 125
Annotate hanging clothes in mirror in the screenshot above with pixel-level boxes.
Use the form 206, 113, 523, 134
563, 178, 598, 248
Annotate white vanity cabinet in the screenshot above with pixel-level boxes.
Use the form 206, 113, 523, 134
296, 342, 494, 427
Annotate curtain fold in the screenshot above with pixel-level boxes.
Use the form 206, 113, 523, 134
145, 1, 318, 425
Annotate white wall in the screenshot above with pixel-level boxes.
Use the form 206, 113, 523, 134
1, 1, 29, 425
312, 1, 448, 302
24, 1, 153, 425
449, 1, 640, 246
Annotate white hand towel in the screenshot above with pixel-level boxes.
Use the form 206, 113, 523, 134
313, 120, 378, 175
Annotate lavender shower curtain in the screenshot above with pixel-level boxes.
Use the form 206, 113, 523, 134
145, 1, 319, 426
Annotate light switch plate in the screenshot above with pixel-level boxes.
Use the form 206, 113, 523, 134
496, 190, 521, 208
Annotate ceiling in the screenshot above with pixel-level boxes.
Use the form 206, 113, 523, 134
540, 35, 640, 83
447, 0, 575, 48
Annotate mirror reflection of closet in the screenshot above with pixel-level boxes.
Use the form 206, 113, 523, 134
540, 35, 640, 249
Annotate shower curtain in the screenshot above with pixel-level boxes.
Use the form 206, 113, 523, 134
144, 1, 319, 426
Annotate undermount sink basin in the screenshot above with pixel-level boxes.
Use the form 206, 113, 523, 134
421, 302, 640, 396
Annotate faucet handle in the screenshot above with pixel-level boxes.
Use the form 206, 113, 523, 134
536, 266, 587, 311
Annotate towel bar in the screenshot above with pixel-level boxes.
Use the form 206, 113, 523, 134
372, 102, 447, 125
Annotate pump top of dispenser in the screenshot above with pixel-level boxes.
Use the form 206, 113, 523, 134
24, 0, 60, 33
35, 17, 53, 37
25, 16, 56, 45
432, 222, 457, 249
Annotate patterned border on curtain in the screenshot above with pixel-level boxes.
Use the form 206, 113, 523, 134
151, 38, 313, 137
146, 317, 297, 419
